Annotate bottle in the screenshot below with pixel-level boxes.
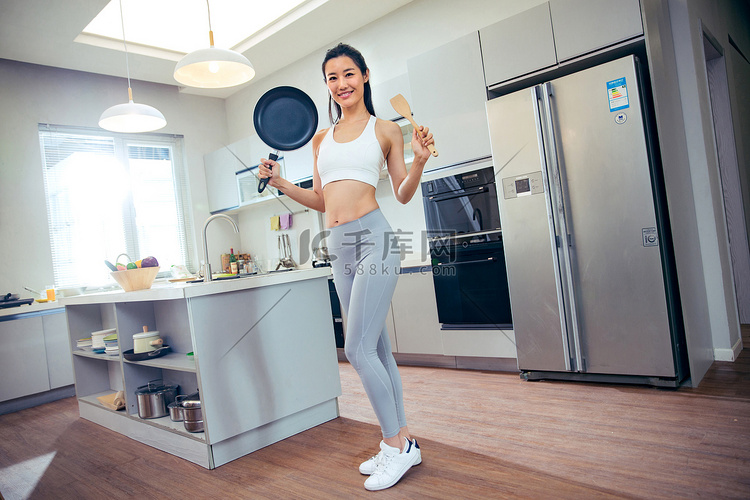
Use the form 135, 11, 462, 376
230, 248, 238, 274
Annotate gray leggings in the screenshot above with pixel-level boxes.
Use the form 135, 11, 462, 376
328, 209, 406, 438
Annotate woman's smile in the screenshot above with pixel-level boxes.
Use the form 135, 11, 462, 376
325, 55, 368, 108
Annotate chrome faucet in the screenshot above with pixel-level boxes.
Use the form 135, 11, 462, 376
202, 214, 239, 282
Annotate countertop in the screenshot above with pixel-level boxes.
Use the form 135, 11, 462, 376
1, 262, 429, 315
60, 267, 332, 305
0, 299, 65, 319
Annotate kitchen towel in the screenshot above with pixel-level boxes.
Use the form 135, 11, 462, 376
270, 216, 280, 231
280, 213, 293, 230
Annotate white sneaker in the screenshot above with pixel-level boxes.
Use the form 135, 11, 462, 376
363, 438, 421, 491
360, 439, 422, 475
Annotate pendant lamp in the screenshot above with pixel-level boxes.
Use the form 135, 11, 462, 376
173, 0, 255, 89
99, 0, 166, 133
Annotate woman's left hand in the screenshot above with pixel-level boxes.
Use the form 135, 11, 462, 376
412, 125, 434, 162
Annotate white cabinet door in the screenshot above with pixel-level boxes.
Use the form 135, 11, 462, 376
407, 32, 492, 171
550, 0, 643, 62
372, 73, 412, 121
390, 269, 443, 355
204, 147, 240, 213
232, 134, 281, 205
42, 310, 74, 389
480, 3, 557, 87
0, 315, 50, 401
233, 133, 268, 168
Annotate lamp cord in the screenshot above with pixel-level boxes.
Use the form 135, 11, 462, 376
118, 0, 133, 97
206, 0, 213, 32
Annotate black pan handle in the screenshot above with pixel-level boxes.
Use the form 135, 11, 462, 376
258, 152, 279, 193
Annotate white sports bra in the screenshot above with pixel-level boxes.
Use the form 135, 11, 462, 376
317, 115, 385, 189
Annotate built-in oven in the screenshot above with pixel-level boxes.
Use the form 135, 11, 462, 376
421, 165, 512, 328
421, 166, 502, 242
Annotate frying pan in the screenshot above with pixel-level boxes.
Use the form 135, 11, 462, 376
253, 86, 318, 193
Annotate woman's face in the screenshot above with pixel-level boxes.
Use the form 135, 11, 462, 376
324, 55, 368, 109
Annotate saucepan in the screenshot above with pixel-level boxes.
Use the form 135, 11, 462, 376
253, 86, 318, 193
135, 380, 179, 419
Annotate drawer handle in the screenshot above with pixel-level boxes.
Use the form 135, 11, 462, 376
437, 257, 496, 266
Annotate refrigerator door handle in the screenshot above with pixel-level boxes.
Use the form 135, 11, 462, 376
532, 84, 572, 372
539, 82, 585, 372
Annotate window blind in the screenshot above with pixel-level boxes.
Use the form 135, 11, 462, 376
38, 124, 195, 288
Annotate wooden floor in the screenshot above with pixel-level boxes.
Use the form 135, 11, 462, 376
1, 326, 749, 499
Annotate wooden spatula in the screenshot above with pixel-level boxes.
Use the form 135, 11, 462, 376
390, 94, 439, 157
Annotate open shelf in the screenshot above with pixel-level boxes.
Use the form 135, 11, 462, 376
78, 391, 126, 412
126, 411, 207, 442
79, 391, 206, 442
73, 349, 120, 361
123, 352, 196, 373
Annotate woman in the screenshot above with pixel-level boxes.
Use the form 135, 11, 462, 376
258, 43, 434, 491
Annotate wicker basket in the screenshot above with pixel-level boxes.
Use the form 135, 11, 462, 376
110, 267, 160, 292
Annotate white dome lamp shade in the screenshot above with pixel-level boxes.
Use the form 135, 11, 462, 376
99, 87, 166, 133
174, 1, 255, 89
99, 0, 166, 133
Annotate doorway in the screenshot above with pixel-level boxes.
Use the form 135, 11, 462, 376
702, 30, 750, 332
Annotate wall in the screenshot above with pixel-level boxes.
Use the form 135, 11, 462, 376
669, 0, 750, 360
642, 0, 750, 383
0, 59, 231, 294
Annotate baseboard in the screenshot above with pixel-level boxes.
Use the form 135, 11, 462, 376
713, 336, 744, 361
337, 348, 519, 372
0, 385, 76, 416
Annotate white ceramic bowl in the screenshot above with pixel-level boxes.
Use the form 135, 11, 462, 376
91, 328, 116, 349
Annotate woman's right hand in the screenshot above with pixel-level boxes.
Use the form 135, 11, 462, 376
258, 158, 281, 187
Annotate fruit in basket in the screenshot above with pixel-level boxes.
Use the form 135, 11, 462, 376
116, 263, 127, 271
141, 256, 159, 268
127, 262, 137, 270
135, 259, 142, 268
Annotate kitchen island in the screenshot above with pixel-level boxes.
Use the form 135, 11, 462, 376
61, 268, 341, 468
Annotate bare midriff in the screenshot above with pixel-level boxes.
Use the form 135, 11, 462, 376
323, 180, 379, 228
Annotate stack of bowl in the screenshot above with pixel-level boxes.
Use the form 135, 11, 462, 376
104, 332, 118, 356
91, 328, 116, 354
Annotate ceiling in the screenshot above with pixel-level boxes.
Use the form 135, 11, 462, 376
0, 0, 413, 98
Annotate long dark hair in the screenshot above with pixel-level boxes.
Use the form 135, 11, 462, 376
322, 43, 376, 124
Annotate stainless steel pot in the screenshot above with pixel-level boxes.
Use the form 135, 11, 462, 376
135, 380, 179, 419
182, 400, 204, 433
168, 400, 184, 421
168, 392, 199, 421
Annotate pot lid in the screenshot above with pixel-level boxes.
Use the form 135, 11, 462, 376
133, 330, 160, 339
135, 381, 177, 395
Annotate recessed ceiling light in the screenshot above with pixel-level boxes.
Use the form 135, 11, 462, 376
77, 0, 307, 60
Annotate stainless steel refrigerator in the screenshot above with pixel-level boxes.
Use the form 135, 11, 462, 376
487, 55, 688, 387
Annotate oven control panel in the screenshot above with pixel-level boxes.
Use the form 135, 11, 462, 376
502, 171, 544, 199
